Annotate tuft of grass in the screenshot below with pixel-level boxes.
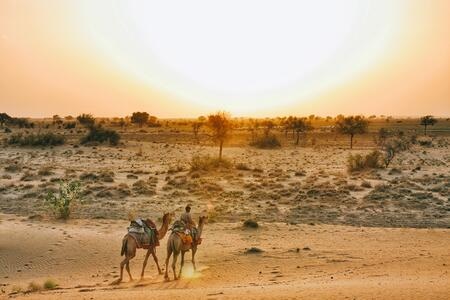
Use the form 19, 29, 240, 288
190, 155, 232, 171
235, 163, 251, 170
245, 247, 264, 254
80, 125, 120, 146
243, 219, 259, 229
38, 165, 54, 176
43, 279, 58, 290
361, 180, 372, 188
347, 150, 383, 172
8, 132, 65, 147
5, 163, 22, 173
250, 135, 281, 149
11, 285, 23, 294
28, 281, 42, 292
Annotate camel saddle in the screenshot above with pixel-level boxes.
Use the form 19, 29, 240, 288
171, 220, 202, 245
127, 218, 159, 249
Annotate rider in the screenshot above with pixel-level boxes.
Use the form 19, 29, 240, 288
180, 205, 197, 241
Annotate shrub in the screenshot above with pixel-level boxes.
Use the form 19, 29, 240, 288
250, 135, 281, 149
347, 150, 383, 172
28, 282, 42, 292
361, 180, 372, 188
77, 113, 95, 128
418, 139, 432, 147
43, 279, 58, 290
64, 122, 76, 129
38, 166, 54, 176
45, 180, 82, 219
81, 126, 120, 146
383, 137, 410, 167
190, 155, 232, 171
235, 163, 251, 170
364, 150, 383, 168
8, 117, 34, 128
243, 219, 259, 229
7, 133, 65, 147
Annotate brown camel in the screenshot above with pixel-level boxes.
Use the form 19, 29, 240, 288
164, 216, 207, 281
112, 212, 173, 284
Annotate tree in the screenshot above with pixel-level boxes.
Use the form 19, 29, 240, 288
192, 117, 205, 142
207, 112, 232, 159
292, 117, 312, 145
0, 113, 12, 127
131, 112, 149, 128
148, 115, 159, 127
335, 116, 368, 149
420, 115, 437, 135
383, 136, 410, 167
375, 128, 390, 146
77, 114, 95, 128
52, 115, 63, 126
261, 120, 275, 137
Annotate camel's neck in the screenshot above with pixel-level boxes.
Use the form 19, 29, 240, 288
197, 222, 205, 238
157, 218, 169, 240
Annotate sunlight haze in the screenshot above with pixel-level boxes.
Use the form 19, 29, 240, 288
0, 0, 449, 117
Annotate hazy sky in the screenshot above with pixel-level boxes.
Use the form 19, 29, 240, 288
1, 0, 449, 118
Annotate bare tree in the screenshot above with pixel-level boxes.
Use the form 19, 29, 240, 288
192, 117, 205, 142
420, 115, 437, 136
335, 116, 368, 149
207, 112, 232, 159
292, 117, 312, 145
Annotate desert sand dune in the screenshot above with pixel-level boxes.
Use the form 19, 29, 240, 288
1, 214, 449, 299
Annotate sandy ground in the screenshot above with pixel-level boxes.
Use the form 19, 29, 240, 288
1, 213, 449, 299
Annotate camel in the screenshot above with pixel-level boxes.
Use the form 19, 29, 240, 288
164, 215, 208, 281
112, 212, 173, 284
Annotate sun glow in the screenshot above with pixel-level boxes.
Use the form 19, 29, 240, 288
181, 265, 203, 279
74, 0, 403, 115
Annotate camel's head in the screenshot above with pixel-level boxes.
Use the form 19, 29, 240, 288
162, 211, 175, 224
198, 215, 208, 225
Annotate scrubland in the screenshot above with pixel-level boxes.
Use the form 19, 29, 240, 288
0, 116, 449, 299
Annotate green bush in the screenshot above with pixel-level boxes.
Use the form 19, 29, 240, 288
43, 279, 58, 290
45, 181, 82, 219
190, 155, 232, 171
347, 150, 383, 172
250, 135, 281, 149
81, 126, 120, 146
7, 133, 65, 147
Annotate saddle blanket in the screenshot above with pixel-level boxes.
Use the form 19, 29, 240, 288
128, 231, 160, 249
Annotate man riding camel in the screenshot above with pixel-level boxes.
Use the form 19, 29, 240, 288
180, 205, 197, 241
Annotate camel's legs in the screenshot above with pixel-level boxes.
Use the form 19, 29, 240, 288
192, 247, 197, 271
172, 252, 179, 280
151, 248, 162, 274
140, 249, 151, 279
179, 251, 185, 278
164, 248, 173, 280
126, 260, 133, 281
117, 257, 129, 284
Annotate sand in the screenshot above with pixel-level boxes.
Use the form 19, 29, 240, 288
1, 214, 449, 299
